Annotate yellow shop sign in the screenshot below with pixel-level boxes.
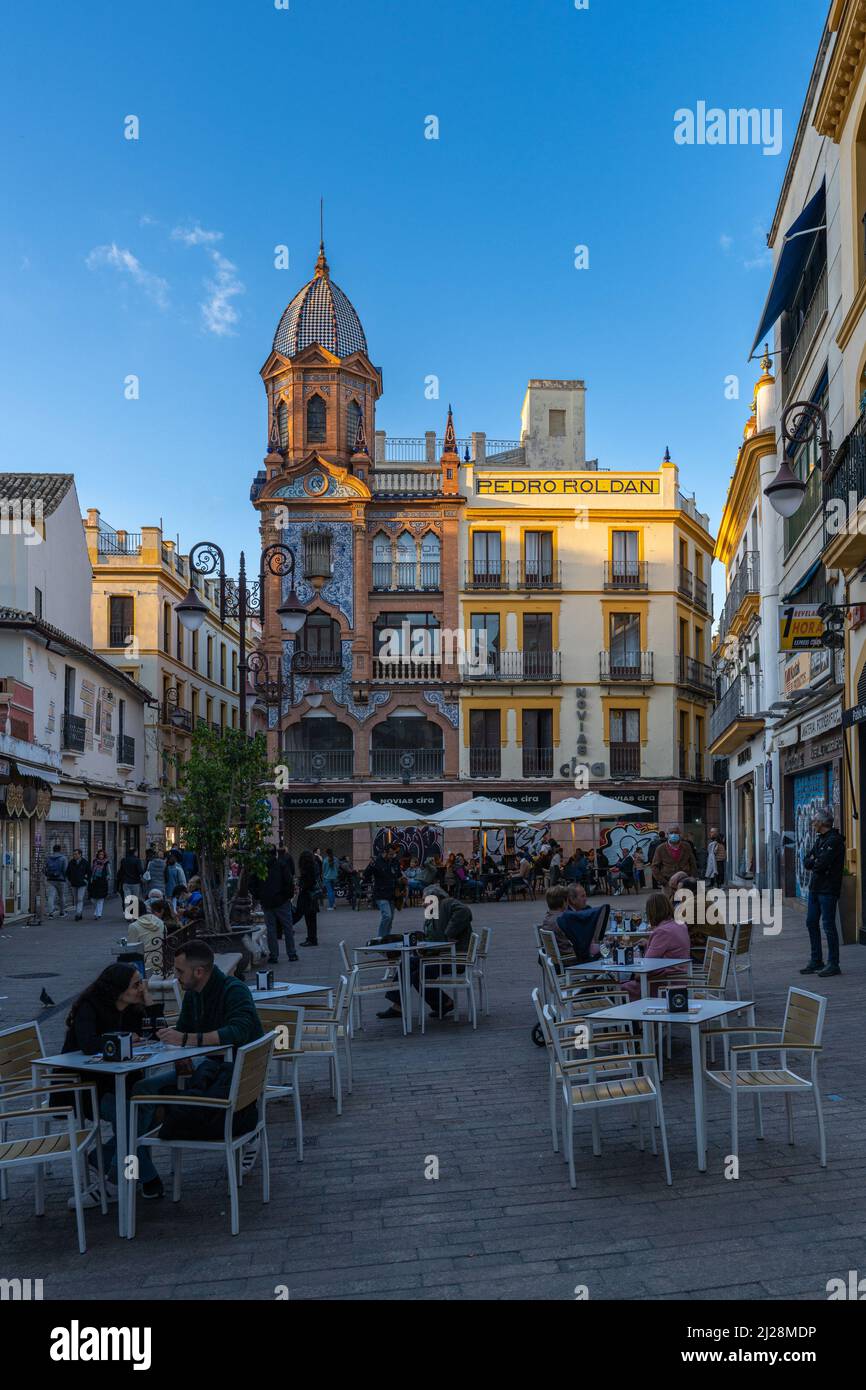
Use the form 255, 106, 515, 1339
474, 476, 660, 496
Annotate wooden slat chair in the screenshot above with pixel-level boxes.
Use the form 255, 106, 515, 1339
532, 988, 640, 1154
419, 933, 479, 1032
474, 926, 493, 1016
298, 971, 357, 1115
727, 920, 755, 1001
704, 987, 828, 1168
0, 1020, 93, 1201
540, 950, 629, 1022
127, 1031, 278, 1238
0, 1079, 108, 1255
543, 1004, 672, 1187
256, 1005, 305, 1161
339, 940, 398, 1031
654, 938, 733, 1071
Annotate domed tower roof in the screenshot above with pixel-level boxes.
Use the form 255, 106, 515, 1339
273, 242, 368, 360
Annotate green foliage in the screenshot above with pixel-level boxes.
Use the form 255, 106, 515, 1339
164, 726, 273, 894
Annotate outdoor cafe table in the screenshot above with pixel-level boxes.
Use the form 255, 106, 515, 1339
570, 959, 691, 1028
589, 996, 755, 1171
33, 1040, 233, 1238
250, 982, 333, 1003
352, 941, 454, 1035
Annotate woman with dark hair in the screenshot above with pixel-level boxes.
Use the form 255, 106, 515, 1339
89, 848, 111, 919
61, 964, 163, 1202
296, 849, 320, 947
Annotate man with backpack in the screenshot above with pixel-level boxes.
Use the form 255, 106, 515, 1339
45, 844, 68, 917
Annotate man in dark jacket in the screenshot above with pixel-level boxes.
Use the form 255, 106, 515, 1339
250, 844, 298, 963
378, 886, 472, 1020
65, 848, 91, 920
363, 847, 401, 939
802, 808, 845, 977
118, 849, 144, 906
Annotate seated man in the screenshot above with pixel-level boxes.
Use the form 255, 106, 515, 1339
556, 883, 602, 964
129, 940, 263, 1196
377, 885, 472, 1021
494, 853, 532, 901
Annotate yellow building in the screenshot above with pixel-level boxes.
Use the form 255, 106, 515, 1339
459, 380, 720, 846
83, 512, 245, 848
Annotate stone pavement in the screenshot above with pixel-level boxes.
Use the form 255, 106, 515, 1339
1, 892, 864, 1302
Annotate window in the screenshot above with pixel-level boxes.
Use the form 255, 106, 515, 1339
220, 702, 227, 731
205, 695, 213, 726
347, 399, 362, 450
374, 611, 440, 666
470, 613, 500, 674
109, 596, 133, 648
395, 532, 416, 588
95, 697, 101, 737
522, 709, 553, 776
206, 635, 213, 680
231, 650, 237, 691
610, 709, 640, 744
191, 628, 199, 671
34, 586, 43, 619
610, 612, 640, 667
372, 532, 392, 588
277, 400, 288, 449
220, 643, 227, 687
523, 614, 553, 678
420, 532, 441, 587
611, 531, 639, 580
118, 699, 125, 743
191, 688, 199, 722
299, 611, 341, 663
548, 409, 566, 437
163, 602, 171, 654
524, 531, 554, 585
64, 666, 76, 716
303, 530, 332, 580
471, 532, 502, 582
469, 708, 501, 777
694, 626, 704, 663
679, 710, 689, 769
176, 616, 184, 664
306, 394, 326, 444
231, 706, 238, 729
610, 708, 640, 775
679, 617, 689, 658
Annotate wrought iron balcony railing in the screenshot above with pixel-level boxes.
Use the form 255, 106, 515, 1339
62, 714, 86, 753
522, 747, 554, 778
609, 743, 640, 777
469, 746, 501, 778
599, 651, 654, 682
603, 561, 648, 591
117, 735, 135, 766
370, 748, 445, 779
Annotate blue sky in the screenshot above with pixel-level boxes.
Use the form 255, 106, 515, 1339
0, 0, 827, 576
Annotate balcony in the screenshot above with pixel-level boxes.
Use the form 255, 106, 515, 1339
292, 648, 343, 675
463, 561, 513, 592
678, 566, 693, 600
468, 650, 562, 682
370, 469, 446, 498
677, 653, 714, 695
302, 535, 332, 585
782, 266, 828, 403
371, 656, 442, 683
469, 747, 501, 778
599, 651, 654, 683
371, 748, 445, 779
678, 743, 690, 779
693, 575, 711, 615
708, 674, 764, 756
610, 743, 640, 777
62, 714, 86, 754
282, 749, 354, 782
117, 735, 135, 766
603, 561, 648, 592
518, 561, 562, 591
372, 561, 441, 592
785, 463, 823, 556
97, 532, 141, 557
523, 747, 554, 778
718, 553, 760, 643
824, 410, 866, 569
163, 703, 193, 733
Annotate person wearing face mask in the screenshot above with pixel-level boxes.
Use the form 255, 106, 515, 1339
650, 825, 697, 893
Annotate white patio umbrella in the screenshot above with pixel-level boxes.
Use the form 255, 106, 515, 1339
527, 791, 647, 857
305, 799, 424, 830
427, 796, 534, 859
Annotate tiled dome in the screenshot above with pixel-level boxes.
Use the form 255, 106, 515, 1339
273, 244, 367, 360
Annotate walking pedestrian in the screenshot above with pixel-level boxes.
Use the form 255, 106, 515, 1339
45, 842, 69, 918
295, 848, 321, 946
362, 845, 400, 938
165, 851, 187, 908
88, 849, 111, 920
118, 846, 144, 907
801, 807, 844, 978
321, 848, 338, 911
250, 845, 298, 963
707, 827, 726, 886
143, 848, 166, 896
65, 848, 91, 920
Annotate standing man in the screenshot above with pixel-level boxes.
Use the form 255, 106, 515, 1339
363, 844, 400, 939
250, 844, 298, 964
650, 826, 697, 893
118, 845, 144, 907
65, 848, 91, 921
801, 807, 844, 978
647, 830, 666, 888
45, 843, 68, 918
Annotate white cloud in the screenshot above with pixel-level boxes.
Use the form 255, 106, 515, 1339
171, 223, 244, 335
744, 248, 772, 271
719, 233, 733, 252
85, 242, 170, 308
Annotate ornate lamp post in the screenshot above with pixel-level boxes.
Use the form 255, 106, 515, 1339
764, 399, 832, 518
175, 542, 306, 733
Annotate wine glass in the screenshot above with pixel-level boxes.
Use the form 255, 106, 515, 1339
599, 939, 612, 969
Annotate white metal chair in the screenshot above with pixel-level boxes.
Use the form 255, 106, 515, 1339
0, 1020, 97, 1202
419, 934, 479, 1032
0, 1082, 107, 1254
532, 988, 639, 1154
474, 926, 493, 1015
256, 1004, 305, 1160
704, 987, 828, 1168
726, 920, 755, 1000
299, 971, 357, 1114
128, 1031, 278, 1238
655, 938, 733, 1071
340, 940, 398, 1031
543, 1004, 672, 1187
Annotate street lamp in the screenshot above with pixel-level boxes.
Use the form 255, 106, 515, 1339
176, 541, 305, 733
764, 400, 831, 518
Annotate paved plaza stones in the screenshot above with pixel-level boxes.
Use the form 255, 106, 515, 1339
1, 894, 864, 1301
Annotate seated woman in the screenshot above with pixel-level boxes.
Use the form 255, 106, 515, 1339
620, 891, 690, 1000
61, 963, 164, 1202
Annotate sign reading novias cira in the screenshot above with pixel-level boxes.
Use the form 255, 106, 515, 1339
474, 475, 660, 496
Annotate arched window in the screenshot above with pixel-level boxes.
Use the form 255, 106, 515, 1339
372, 532, 392, 589
420, 532, 441, 589
396, 531, 417, 589
277, 401, 288, 449
347, 399, 362, 450
306, 394, 326, 444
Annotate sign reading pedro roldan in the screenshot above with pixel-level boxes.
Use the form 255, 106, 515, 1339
475, 475, 660, 496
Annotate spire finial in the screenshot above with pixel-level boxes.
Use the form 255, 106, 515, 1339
443, 403, 457, 455
352, 406, 369, 457
314, 199, 329, 279
663, 445, 672, 463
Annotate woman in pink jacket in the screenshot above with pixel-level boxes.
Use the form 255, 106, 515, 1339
621, 892, 691, 1000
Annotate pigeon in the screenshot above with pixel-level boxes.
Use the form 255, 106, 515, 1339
39, 988, 55, 1007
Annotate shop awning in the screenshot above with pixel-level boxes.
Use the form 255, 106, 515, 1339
10, 759, 60, 785
781, 558, 822, 603
750, 182, 826, 357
